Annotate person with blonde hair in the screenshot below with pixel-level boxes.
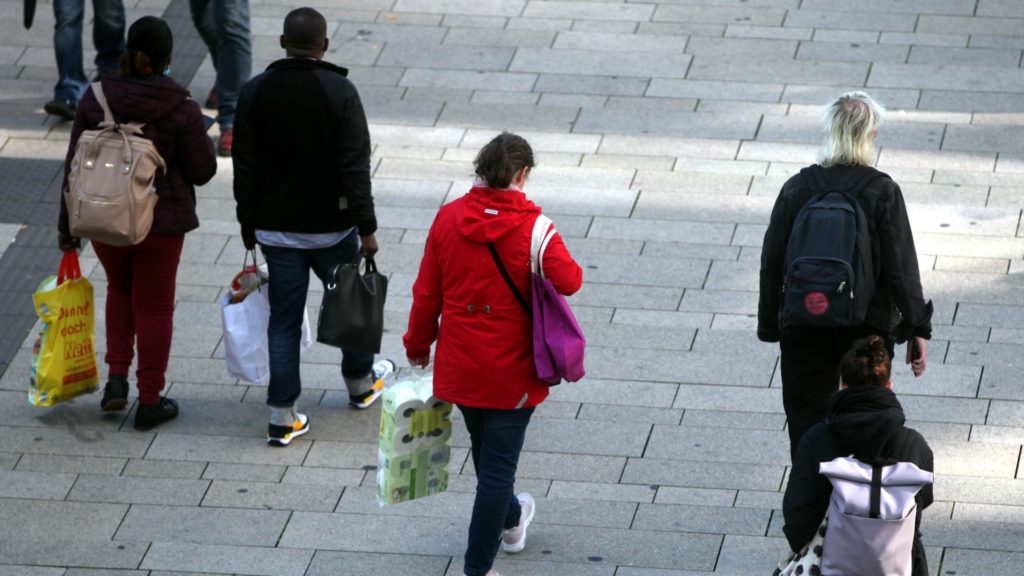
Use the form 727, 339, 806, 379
758, 91, 933, 458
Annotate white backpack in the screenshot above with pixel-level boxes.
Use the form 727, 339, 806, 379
819, 456, 933, 576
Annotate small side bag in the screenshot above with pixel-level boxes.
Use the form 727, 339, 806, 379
317, 258, 388, 353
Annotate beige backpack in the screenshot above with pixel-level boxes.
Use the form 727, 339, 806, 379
65, 82, 166, 246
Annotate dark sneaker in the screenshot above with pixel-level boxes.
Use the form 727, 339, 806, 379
100, 375, 129, 412
134, 397, 179, 431
204, 87, 217, 110
44, 98, 76, 121
217, 127, 233, 157
268, 413, 309, 447
349, 359, 395, 409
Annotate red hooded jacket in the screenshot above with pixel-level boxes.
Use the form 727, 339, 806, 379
404, 186, 583, 409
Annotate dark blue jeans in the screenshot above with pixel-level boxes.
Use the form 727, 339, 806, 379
53, 0, 125, 102
189, 0, 251, 129
260, 234, 373, 408
459, 404, 535, 576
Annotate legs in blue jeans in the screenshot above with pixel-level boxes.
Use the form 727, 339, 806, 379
459, 405, 535, 576
188, 0, 251, 129
53, 0, 124, 102
261, 234, 371, 408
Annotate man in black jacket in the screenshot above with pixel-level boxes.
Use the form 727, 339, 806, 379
233, 7, 393, 447
758, 92, 933, 459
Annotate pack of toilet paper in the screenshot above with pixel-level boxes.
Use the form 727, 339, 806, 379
377, 372, 453, 505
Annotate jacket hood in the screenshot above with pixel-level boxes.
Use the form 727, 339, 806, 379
100, 75, 190, 124
267, 57, 349, 76
457, 186, 542, 244
825, 385, 906, 462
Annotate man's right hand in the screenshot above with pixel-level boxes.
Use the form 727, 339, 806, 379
905, 337, 927, 377
241, 227, 257, 251
360, 233, 378, 258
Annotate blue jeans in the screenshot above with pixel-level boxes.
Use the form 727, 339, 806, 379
260, 234, 373, 408
189, 0, 252, 129
53, 0, 125, 102
459, 405, 535, 576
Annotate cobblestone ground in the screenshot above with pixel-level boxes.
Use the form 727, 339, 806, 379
2, 1, 1024, 575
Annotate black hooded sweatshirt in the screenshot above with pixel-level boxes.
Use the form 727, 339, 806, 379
783, 385, 934, 576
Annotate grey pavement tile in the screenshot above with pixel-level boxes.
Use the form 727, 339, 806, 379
15, 453, 126, 475
282, 466, 365, 487
623, 458, 784, 492
0, 539, 147, 570
116, 504, 290, 546
987, 400, 1024, 426
889, 361, 980, 398
970, 34, 1024, 49
379, 44, 516, 71
971, 425, 1024, 444
931, 441, 1020, 478
981, 366, 1024, 401
937, 475, 1024, 505
0, 469, 75, 500
684, 36, 797, 61
588, 217, 734, 245
796, 40, 910, 63
583, 322, 696, 351
717, 534, 792, 572
141, 542, 314, 576
523, 418, 651, 456
202, 462, 287, 483
146, 433, 310, 465
918, 14, 1024, 36
534, 73, 649, 96
548, 479, 657, 503
645, 425, 790, 466
909, 45, 1023, 67
577, 109, 757, 139
680, 410, 786, 431
334, 22, 446, 46
578, 404, 684, 426
305, 550, 451, 576
946, 341, 1024, 367
940, 548, 1024, 576
473, 90, 541, 105
901, 395, 990, 425
554, 31, 688, 53
785, 8, 917, 30
573, 283, 683, 310
634, 171, 753, 194
201, 479, 342, 512
944, 124, 1024, 155
690, 56, 869, 85
599, 134, 738, 159
908, 421, 971, 443
690, 328, 776, 356
738, 141, 817, 164
919, 89, 1024, 113
538, 92, 607, 109
872, 63, 1024, 93
633, 502, 771, 536
587, 348, 776, 387
672, 384, 783, 413
524, 1, 655, 21
516, 451, 626, 483
121, 458, 206, 480
634, 192, 770, 225
924, 518, 1024, 552
734, 490, 784, 510
880, 31, 969, 46
803, 0, 975, 14
641, 242, 740, 261
637, 21, 727, 37
507, 17, 574, 31
399, 68, 537, 92
655, 485, 736, 507
552, 377, 679, 407
520, 185, 636, 217
954, 503, 1024, 523
446, 27, 555, 49
574, 252, 709, 288
781, 84, 921, 109
0, 568, 64, 576
695, 100, 789, 118
68, 474, 210, 506
0, 426, 153, 458
990, 327, 1024, 344
654, 4, 785, 26
571, 18, 643, 34
0, 497, 127, 540
581, 153, 675, 171
512, 48, 691, 79
303, 441, 379, 469
726, 24, 813, 41
64, 570, 148, 576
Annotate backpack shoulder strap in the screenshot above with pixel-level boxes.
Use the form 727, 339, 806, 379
844, 166, 886, 199
800, 164, 828, 196
487, 244, 530, 314
91, 82, 114, 126
869, 464, 883, 519
530, 214, 554, 276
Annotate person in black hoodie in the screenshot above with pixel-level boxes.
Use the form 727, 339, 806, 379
58, 16, 218, 430
757, 91, 933, 458
783, 335, 934, 576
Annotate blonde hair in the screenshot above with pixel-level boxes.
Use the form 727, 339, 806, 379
819, 91, 884, 168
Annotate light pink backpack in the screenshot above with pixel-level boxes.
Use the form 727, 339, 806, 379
819, 457, 933, 576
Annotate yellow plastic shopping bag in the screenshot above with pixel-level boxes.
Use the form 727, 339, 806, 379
29, 251, 99, 406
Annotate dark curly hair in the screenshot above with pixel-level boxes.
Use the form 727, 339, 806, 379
839, 335, 891, 388
474, 132, 535, 189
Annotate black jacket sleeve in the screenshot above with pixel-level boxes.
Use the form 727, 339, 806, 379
877, 181, 932, 340
336, 85, 376, 236
232, 81, 257, 235
176, 99, 217, 187
758, 179, 799, 342
782, 430, 832, 552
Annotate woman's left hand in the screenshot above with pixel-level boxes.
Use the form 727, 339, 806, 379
407, 355, 430, 369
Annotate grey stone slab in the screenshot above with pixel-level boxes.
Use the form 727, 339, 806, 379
872, 63, 1024, 93
681, 410, 786, 431
68, 474, 210, 506
378, 44, 515, 71
305, 550, 451, 576
591, 347, 776, 387
550, 379, 679, 408
574, 253, 710, 288
555, 31, 688, 53
573, 283, 683, 310
523, 418, 651, 456
0, 539, 147, 570
646, 425, 790, 466
781, 84, 922, 109
583, 322, 696, 351
919, 89, 1024, 113
534, 73, 650, 96
141, 542, 314, 576
15, 453, 126, 475
990, 328, 1024, 345
685, 36, 796, 61
0, 498, 127, 541
957, 303, 1024, 329
910, 45, 1023, 67
588, 217, 734, 245
673, 384, 783, 413
880, 31, 969, 46
971, 425, 1024, 444
940, 548, 1024, 576
655, 4, 785, 26
641, 242, 741, 261
511, 48, 691, 79
623, 458, 784, 491
803, 0, 976, 14
576, 109, 757, 139
901, 395, 990, 425
521, 185, 637, 217
946, 341, 1024, 367
201, 480, 342, 512
981, 366, 1024, 401
445, 26, 555, 49
0, 426, 153, 458
987, 400, 1024, 427
146, 433, 310, 465
473, 90, 541, 105
785, 8, 917, 31
655, 485, 737, 507
399, 68, 537, 92
918, 14, 1024, 36
0, 469, 75, 500
524, 1, 655, 21
690, 56, 869, 85
578, 404, 684, 426
633, 192, 771, 225
944, 124, 1024, 155
633, 503, 771, 536
202, 462, 286, 483
116, 504, 289, 546
304, 441, 381, 469
924, 518, 1024, 552
634, 171, 754, 195
930, 441, 1020, 477
516, 451, 626, 483
610, 309, 713, 329
726, 24, 813, 41
0, 568, 64, 576
797, 40, 910, 63
282, 466, 366, 487
690, 328, 776, 357
717, 534, 792, 573
599, 134, 738, 159
888, 361, 980, 398
734, 490, 785, 510
122, 458, 207, 479
548, 479, 657, 503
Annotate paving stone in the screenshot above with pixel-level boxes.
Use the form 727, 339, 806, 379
445, 26, 555, 48
654, 485, 736, 507
582, 322, 696, 351
305, 550, 451, 576
681, 410, 786, 431
513, 48, 690, 79
797, 40, 910, 63
68, 474, 210, 506
116, 504, 289, 546
0, 469, 75, 500
673, 384, 782, 413
146, 433, 310, 465
516, 451, 626, 483
623, 458, 784, 492
588, 217, 734, 245
0, 426, 153, 458
202, 462, 286, 483
633, 502, 771, 535
523, 418, 651, 456
646, 425, 790, 466
524, 1, 655, 22
548, 479, 657, 503
282, 466, 365, 487
600, 134, 739, 160
202, 480, 342, 512
940, 548, 1024, 576
555, 31, 688, 53
944, 124, 1024, 155
14, 453, 126, 475
122, 458, 207, 479
0, 568, 64, 576
0, 539, 147, 570
577, 109, 757, 139
378, 44, 515, 71
141, 542, 314, 576
588, 348, 775, 387
533, 73, 649, 97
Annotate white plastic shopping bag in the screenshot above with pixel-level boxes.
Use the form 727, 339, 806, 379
221, 287, 313, 385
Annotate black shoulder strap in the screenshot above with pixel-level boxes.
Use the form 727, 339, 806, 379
803, 164, 884, 199
869, 464, 883, 519
487, 243, 530, 314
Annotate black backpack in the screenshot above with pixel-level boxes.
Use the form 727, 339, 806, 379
781, 165, 882, 328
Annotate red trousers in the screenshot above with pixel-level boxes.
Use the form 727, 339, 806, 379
92, 234, 184, 404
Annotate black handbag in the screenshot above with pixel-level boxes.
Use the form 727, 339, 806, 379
316, 257, 387, 353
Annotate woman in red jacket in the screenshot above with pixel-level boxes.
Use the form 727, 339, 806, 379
405, 133, 582, 576
58, 17, 217, 430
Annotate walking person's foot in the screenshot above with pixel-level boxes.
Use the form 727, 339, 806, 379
501, 492, 535, 553
217, 127, 233, 157
348, 359, 395, 409
100, 374, 129, 412
267, 412, 309, 447
134, 397, 179, 430
44, 98, 76, 121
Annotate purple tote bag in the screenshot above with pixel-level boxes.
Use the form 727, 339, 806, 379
530, 215, 586, 384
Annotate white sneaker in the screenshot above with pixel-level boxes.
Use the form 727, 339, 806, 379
349, 359, 395, 409
501, 492, 535, 553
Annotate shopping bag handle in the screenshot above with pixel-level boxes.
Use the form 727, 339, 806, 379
364, 257, 378, 276
57, 251, 81, 285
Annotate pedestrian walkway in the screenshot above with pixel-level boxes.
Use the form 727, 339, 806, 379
1, 1, 1024, 574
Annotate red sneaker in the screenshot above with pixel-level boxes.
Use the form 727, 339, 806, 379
217, 127, 233, 157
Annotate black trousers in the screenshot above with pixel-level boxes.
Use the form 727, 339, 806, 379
780, 325, 893, 460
